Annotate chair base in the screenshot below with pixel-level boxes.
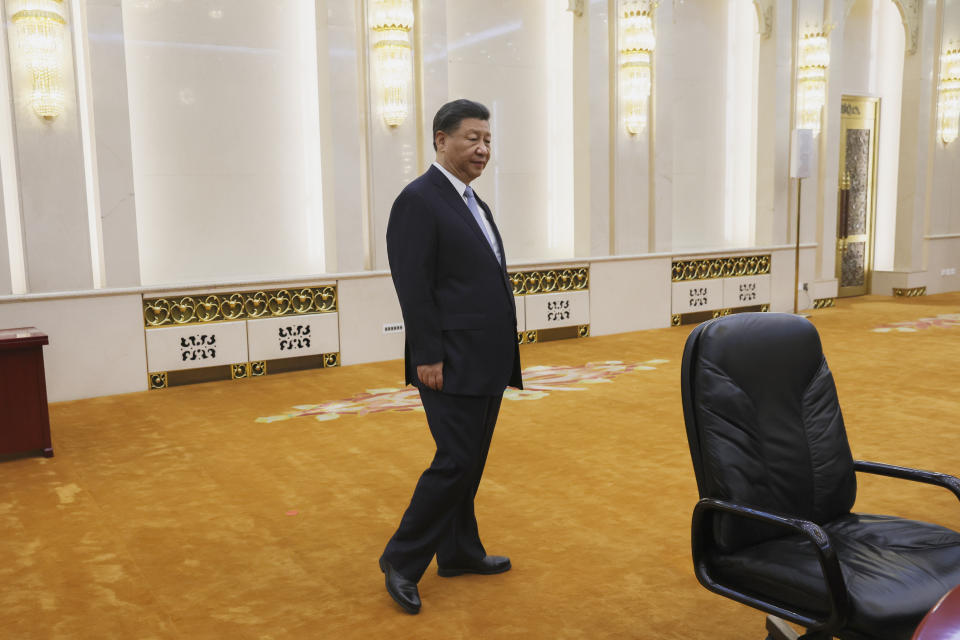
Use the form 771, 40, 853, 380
766, 615, 799, 640
765, 616, 833, 640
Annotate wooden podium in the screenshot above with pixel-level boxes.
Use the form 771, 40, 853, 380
0, 327, 53, 458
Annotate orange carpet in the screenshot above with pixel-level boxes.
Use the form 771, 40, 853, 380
1, 293, 959, 639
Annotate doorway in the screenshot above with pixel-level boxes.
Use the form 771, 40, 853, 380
836, 95, 879, 297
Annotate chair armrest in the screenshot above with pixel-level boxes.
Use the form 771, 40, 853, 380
692, 498, 849, 633
854, 460, 960, 502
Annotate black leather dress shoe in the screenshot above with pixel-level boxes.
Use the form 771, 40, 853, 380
437, 555, 511, 577
379, 557, 421, 614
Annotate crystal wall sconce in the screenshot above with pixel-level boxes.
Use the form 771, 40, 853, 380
796, 31, 829, 136
619, 0, 656, 136
937, 47, 960, 145
369, 0, 414, 128
9, 0, 68, 120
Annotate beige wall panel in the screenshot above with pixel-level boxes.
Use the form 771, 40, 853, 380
770, 247, 816, 312
925, 237, 960, 294
514, 295, 526, 332
672, 280, 724, 314
871, 269, 929, 294
337, 274, 404, 366
524, 290, 589, 330
723, 275, 772, 308
0, 294, 147, 401
588, 258, 671, 336
247, 313, 339, 362
145, 321, 247, 373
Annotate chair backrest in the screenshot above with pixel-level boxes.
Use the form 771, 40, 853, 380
681, 313, 857, 552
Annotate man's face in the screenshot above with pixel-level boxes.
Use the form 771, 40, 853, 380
436, 118, 491, 184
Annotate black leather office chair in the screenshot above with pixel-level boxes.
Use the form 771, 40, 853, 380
681, 313, 960, 640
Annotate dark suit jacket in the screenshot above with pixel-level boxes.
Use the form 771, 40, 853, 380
386, 165, 523, 396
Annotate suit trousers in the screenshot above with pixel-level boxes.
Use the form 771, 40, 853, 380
382, 386, 503, 582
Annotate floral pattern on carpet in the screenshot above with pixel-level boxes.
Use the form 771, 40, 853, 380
256, 360, 669, 423
872, 312, 960, 333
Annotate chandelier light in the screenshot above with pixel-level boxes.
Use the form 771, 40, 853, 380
369, 0, 414, 128
796, 32, 829, 136
619, 1, 655, 136
937, 47, 960, 145
9, 0, 68, 120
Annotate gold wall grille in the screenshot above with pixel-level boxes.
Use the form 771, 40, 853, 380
813, 298, 836, 309
893, 286, 926, 297
672, 255, 771, 282
149, 352, 340, 390
509, 267, 589, 296
671, 304, 769, 327
143, 286, 338, 328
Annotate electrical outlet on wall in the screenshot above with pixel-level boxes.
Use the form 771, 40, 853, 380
382, 322, 404, 335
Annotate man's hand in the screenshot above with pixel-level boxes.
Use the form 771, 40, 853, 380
417, 362, 443, 391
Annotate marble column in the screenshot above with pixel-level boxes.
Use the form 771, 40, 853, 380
319, 0, 369, 274
893, 0, 939, 272
85, 0, 140, 288
612, 2, 651, 256
755, 0, 793, 247
586, 0, 613, 257
363, 0, 419, 271
0, 174, 11, 294
4, 0, 93, 292
416, 0, 449, 174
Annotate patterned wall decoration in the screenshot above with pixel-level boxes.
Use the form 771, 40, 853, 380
845, 130, 870, 236
841, 242, 866, 288
671, 255, 771, 282
753, 0, 773, 39
143, 286, 337, 328
509, 267, 589, 296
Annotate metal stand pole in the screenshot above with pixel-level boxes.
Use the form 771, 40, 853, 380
793, 177, 803, 315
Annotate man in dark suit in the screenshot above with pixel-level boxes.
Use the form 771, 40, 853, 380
379, 99, 523, 614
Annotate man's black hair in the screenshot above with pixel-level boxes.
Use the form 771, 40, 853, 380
432, 99, 490, 151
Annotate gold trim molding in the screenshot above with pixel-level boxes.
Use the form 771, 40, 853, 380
671, 303, 770, 327
813, 297, 836, 309
672, 255, 771, 282
149, 352, 340, 390
893, 286, 926, 297
143, 286, 337, 328
509, 267, 589, 296
517, 330, 539, 345
149, 372, 167, 390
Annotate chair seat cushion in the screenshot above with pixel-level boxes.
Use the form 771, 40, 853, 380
710, 513, 960, 640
